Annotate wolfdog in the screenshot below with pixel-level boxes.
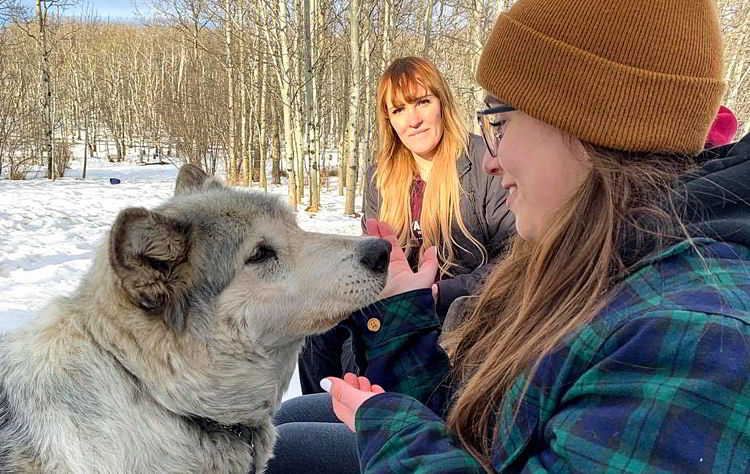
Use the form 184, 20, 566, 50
0, 165, 390, 473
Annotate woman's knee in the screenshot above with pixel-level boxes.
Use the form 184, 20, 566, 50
274, 393, 337, 426
265, 422, 359, 474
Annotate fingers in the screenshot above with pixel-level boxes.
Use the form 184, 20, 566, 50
387, 235, 407, 264
365, 218, 380, 237
320, 377, 355, 431
377, 220, 396, 238
321, 376, 383, 433
364, 219, 397, 240
343, 372, 359, 388
357, 376, 371, 392
340, 374, 379, 394
419, 246, 439, 280
365, 219, 409, 265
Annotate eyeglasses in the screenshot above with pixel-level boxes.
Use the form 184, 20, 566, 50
476, 104, 515, 157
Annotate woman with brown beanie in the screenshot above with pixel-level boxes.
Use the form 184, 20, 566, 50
319, 0, 750, 472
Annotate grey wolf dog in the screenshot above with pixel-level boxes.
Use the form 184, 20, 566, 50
0, 165, 390, 473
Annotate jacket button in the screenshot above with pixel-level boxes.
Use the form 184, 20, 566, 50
367, 318, 381, 332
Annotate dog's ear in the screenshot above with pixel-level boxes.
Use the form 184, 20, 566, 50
174, 164, 223, 196
109, 207, 192, 331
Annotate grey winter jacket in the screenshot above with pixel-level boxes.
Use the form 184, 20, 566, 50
361, 134, 515, 317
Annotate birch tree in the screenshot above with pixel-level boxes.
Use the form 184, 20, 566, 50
223, 0, 237, 181
303, 0, 320, 211
265, 0, 297, 207
421, 0, 433, 57
468, 0, 485, 133
381, 0, 392, 70
255, 43, 269, 190
344, 0, 360, 215
12, 0, 73, 178
496, 0, 514, 15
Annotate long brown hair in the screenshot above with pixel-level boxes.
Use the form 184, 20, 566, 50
443, 143, 697, 471
375, 57, 486, 274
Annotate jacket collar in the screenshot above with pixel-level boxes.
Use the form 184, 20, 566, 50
457, 151, 472, 179
681, 132, 750, 248
620, 133, 750, 269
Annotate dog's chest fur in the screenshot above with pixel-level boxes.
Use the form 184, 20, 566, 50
0, 327, 274, 474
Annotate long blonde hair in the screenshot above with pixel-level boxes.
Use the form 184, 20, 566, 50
375, 57, 486, 274
443, 144, 696, 471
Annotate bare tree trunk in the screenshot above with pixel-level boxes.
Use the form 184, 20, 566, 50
277, 0, 297, 207
469, 0, 484, 134
262, 0, 297, 205
36, 0, 53, 179
338, 120, 347, 196
421, 0, 434, 57
293, 0, 305, 202
327, 61, 336, 191
496, 0, 514, 15
725, 24, 748, 107
190, 9, 201, 166
257, 48, 268, 191
247, 40, 258, 183
82, 114, 88, 179
271, 101, 281, 185
359, 16, 372, 191
344, 0, 360, 215
293, 81, 305, 202
381, 0, 392, 71
303, 0, 319, 211
314, 0, 324, 193
239, 5, 250, 185
224, 0, 237, 181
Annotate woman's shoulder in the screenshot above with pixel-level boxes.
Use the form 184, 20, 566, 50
463, 133, 486, 166
599, 240, 750, 328
458, 133, 488, 178
554, 241, 750, 385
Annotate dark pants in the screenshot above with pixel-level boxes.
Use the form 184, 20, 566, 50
264, 393, 360, 474
298, 323, 358, 395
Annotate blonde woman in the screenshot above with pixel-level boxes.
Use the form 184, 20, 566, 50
320, 0, 750, 472
296, 57, 514, 396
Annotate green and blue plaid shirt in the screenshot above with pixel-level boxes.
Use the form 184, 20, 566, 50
347, 239, 750, 473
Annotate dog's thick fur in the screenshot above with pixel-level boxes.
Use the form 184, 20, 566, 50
0, 165, 389, 473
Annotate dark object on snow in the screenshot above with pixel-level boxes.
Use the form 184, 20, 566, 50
109, 178, 121, 185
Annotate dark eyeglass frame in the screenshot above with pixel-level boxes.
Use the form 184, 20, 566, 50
476, 104, 515, 157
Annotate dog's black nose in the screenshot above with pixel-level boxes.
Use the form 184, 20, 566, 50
359, 238, 391, 273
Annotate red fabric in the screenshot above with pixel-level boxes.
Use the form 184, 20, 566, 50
410, 177, 426, 243
406, 177, 426, 270
705, 105, 738, 148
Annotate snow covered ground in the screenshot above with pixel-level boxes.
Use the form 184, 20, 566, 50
0, 154, 364, 400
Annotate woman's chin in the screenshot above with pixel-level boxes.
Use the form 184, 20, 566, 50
411, 145, 440, 160
514, 217, 538, 242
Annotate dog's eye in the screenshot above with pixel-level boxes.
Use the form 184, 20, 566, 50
245, 245, 276, 265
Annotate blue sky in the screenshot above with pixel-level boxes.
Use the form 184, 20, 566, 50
78, 0, 149, 20
24, 0, 145, 21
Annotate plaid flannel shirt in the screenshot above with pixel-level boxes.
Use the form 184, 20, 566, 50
347, 239, 750, 473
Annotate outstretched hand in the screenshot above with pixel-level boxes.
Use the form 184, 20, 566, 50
364, 218, 439, 299
320, 373, 385, 432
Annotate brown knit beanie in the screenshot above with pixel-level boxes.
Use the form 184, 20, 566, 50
476, 0, 726, 154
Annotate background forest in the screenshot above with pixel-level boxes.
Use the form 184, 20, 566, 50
1, 0, 748, 214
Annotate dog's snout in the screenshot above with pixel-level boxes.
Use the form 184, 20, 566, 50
359, 239, 391, 273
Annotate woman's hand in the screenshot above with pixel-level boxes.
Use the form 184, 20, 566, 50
364, 218, 439, 299
320, 373, 385, 432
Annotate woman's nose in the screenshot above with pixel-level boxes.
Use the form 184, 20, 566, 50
406, 107, 422, 128
482, 148, 503, 176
